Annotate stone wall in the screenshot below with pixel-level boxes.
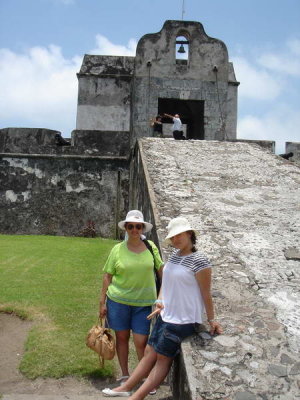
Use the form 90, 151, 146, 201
134, 138, 300, 400
0, 128, 61, 154
72, 130, 130, 156
231, 138, 275, 153
0, 128, 130, 238
132, 20, 239, 142
76, 55, 134, 132
286, 141, 300, 163
0, 128, 130, 157
128, 143, 162, 246
75, 21, 239, 143
0, 154, 129, 238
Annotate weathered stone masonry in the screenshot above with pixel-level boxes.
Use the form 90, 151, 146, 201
0, 20, 241, 239
77, 20, 239, 143
0, 128, 129, 238
133, 138, 300, 400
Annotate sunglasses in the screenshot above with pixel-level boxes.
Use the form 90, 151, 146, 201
126, 223, 143, 230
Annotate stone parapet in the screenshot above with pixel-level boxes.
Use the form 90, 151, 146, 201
0, 128, 60, 154
285, 141, 300, 163
72, 130, 130, 157
77, 55, 134, 77
230, 139, 275, 153
134, 138, 300, 399
0, 154, 129, 237
0, 128, 130, 157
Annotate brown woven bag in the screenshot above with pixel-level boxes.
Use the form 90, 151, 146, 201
86, 318, 115, 367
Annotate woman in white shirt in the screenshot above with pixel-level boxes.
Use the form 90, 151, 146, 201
102, 216, 222, 399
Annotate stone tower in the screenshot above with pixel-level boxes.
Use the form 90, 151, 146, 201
76, 20, 239, 143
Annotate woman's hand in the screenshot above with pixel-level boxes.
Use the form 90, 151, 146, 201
99, 303, 107, 319
147, 302, 164, 319
155, 302, 164, 312
209, 320, 223, 335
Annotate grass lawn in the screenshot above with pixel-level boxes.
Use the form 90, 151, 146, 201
0, 234, 119, 379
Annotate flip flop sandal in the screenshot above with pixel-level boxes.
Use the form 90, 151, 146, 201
116, 375, 130, 382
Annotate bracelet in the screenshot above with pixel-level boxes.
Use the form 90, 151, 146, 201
154, 299, 163, 304
208, 319, 215, 323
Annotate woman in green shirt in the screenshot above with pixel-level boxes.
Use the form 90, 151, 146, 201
99, 210, 163, 382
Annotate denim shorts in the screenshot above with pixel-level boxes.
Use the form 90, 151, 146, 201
106, 297, 152, 335
148, 315, 196, 358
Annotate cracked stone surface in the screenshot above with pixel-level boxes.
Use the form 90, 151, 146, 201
139, 138, 300, 399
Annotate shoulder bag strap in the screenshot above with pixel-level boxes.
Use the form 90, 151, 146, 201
143, 239, 161, 294
143, 239, 155, 260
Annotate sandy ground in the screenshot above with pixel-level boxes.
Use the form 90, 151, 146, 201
0, 313, 172, 399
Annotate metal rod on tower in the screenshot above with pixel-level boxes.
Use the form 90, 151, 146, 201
182, 0, 185, 20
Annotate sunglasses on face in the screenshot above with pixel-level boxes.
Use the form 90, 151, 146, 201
126, 223, 143, 230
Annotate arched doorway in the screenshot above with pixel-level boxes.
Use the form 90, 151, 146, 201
158, 98, 204, 139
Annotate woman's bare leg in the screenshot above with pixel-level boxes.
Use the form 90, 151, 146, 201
112, 345, 157, 392
115, 329, 130, 377
128, 353, 173, 400
132, 332, 148, 361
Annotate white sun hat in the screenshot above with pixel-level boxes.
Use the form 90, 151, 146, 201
118, 210, 153, 233
164, 217, 198, 245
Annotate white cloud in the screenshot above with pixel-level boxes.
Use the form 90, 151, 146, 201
232, 56, 282, 100
287, 38, 300, 56
0, 35, 137, 135
90, 35, 137, 56
257, 39, 300, 76
234, 38, 300, 153
237, 105, 300, 154
0, 45, 81, 135
258, 53, 300, 76
233, 37, 300, 101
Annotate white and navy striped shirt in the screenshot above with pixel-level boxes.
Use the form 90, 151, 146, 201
168, 249, 211, 273
160, 249, 211, 324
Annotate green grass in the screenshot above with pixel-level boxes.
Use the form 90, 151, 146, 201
0, 234, 118, 379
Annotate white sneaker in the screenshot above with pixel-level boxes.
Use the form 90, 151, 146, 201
102, 387, 131, 397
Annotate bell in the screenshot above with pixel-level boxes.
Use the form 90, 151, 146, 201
178, 44, 186, 54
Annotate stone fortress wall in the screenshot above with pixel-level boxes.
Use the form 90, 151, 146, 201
76, 20, 239, 144
1, 126, 297, 240
0, 128, 130, 238
134, 138, 300, 400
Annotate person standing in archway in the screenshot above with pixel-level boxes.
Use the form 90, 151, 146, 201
163, 113, 186, 140
150, 115, 164, 138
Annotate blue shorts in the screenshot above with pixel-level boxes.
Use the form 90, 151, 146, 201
148, 315, 196, 358
106, 297, 152, 335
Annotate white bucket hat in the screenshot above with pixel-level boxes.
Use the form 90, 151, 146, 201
164, 217, 198, 245
118, 210, 153, 233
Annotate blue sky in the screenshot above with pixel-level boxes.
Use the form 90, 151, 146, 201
0, 0, 299, 153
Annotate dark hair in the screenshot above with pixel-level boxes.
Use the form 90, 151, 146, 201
189, 230, 197, 252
